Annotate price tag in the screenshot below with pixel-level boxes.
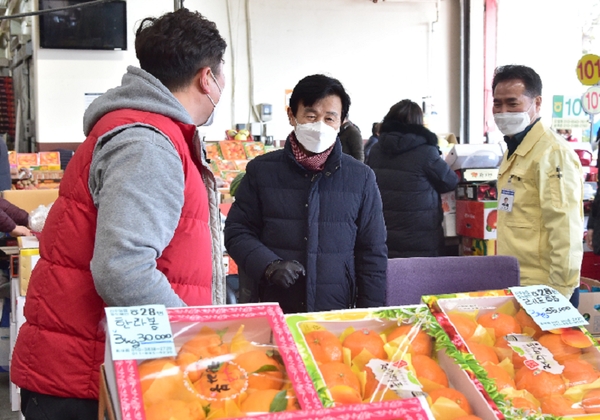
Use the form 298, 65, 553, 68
577, 54, 600, 85
502, 334, 564, 374
510, 286, 588, 330
105, 305, 176, 361
366, 358, 426, 399
582, 86, 600, 115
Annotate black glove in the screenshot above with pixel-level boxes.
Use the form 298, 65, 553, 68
264, 260, 306, 289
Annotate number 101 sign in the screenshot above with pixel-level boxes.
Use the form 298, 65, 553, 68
582, 86, 600, 115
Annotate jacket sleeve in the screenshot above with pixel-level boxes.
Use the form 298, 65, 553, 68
88, 126, 186, 308
0, 198, 28, 233
224, 160, 281, 283
424, 148, 459, 194
354, 168, 388, 308
538, 148, 584, 297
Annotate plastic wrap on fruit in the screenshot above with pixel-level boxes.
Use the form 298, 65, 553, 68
29, 203, 52, 233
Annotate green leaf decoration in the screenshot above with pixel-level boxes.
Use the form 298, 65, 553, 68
252, 364, 279, 374
202, 404, 211, 417
215, 328, 228, 344
269, 390, 288, 412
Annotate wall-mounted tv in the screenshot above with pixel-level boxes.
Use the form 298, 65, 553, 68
39, 0, 127, 50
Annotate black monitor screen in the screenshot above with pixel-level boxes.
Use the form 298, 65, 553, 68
39, 0, 127, 50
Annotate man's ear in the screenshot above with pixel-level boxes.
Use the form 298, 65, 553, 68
535, 95, 542, 112
286, 107, 296, 127
196, 67, 213, 94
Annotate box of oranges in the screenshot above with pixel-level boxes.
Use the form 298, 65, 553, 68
423, 289, 600, 419
286, 305, 501, 420
104, 303, 324, 420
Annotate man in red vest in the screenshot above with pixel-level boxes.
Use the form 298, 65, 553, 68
11, 8, 227, 419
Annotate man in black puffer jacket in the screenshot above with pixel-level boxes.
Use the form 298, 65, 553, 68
367, 100, 458, 258
224, 74, 387, 313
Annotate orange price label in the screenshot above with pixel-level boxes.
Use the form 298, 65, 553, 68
576, 54, 600, 85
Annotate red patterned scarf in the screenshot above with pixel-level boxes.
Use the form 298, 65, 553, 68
288, 132, 334, 172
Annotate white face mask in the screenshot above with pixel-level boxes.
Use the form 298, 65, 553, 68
493, 101, 536, 136
294, 120, 339, 153
202, 71, 223, 127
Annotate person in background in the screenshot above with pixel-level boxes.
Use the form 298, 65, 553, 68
0, 198, 31, 236
12, 9, 227, 419
557, 128, 578, 142
363, 122, 381, 161
367, 100, 458, 258
339, 115, 364, 161
493, 64, 583, 306
225, 74, 387, 313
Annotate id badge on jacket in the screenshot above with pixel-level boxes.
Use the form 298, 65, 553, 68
499, 177, 515, 212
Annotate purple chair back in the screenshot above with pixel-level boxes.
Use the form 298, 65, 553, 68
385, 256, 520, 306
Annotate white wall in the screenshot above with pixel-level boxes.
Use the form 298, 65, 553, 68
34, 0, 461, 145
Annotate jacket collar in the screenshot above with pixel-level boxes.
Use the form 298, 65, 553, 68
284, 133, 343, 174
499, 119, 547, 173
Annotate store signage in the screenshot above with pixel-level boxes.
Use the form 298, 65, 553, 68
552, 95, 589, 129
576, 54, 600, 85
582, 86, 600, 115
105, 304, 176, 361
510, 286, 588, 330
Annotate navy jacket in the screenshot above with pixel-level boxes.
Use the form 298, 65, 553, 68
224, 135, 388, 313
367, 122, 458, 258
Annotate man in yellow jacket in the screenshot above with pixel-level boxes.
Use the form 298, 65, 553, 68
493, 65, 583, 304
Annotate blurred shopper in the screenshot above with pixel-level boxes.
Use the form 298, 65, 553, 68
339, 115, 365, 161
368, 100, 458, 258
493, 65, 583, 305
364, 122, 381, 161
0, 198, 31, 236
557, 128, 578, 142
225, 74, 387, 313
12, 9, 227, 419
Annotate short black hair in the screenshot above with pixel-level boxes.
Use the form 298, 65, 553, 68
135, 8, 227, 91
383, 100, 423, 125
492, 65, 542, 98
289, 74, 351, 122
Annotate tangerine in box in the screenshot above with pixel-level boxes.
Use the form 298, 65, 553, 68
104, 303, 321, 420
423, 289, 600, 419
286, 305, 501, 420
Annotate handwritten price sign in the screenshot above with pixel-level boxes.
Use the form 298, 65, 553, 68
105, 305, 176, 361
510, 286, 588, 331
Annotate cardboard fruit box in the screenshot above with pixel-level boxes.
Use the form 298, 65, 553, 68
423, 289, 600, 420
104, 303, 322, 420
286, 305, 502, 420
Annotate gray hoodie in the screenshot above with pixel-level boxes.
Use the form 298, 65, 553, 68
84, 66, 225, 307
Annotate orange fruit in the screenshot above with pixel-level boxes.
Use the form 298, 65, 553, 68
561, 329, 594, 348
343, 329, 387, 360
138, 357, 178, 394
448, 314, 478, 340
494, 338, 526, 369
320, 361, 361, 394
363, 366, 379, 400
428, 387, 473, 414
583, 389, 600, 414
514, 366, 565, 400
193, 361, 247, 402
515, 308, 544, 339
412, 355, 449, 388
538, 333, 581, 364
240, 389, 298, 413
477, 312, 521, 340
329, 385, 363, 405
145, 400, 205, 420
454, 417, 482, 420
304, 330, 343, 364
234, 350, 284, 390
562, 358, 600, 387
509, 397, 539, 413
178, 329, 228, 360
482, 363, 515, 391
541, 395, 586, 416
466, 341, 499, 365
387, 325, 433, 357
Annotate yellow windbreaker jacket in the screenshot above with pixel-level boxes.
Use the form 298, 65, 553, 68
497, 120, 583, 297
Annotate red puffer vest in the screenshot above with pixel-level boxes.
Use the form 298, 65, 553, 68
11, 109, 213, 400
